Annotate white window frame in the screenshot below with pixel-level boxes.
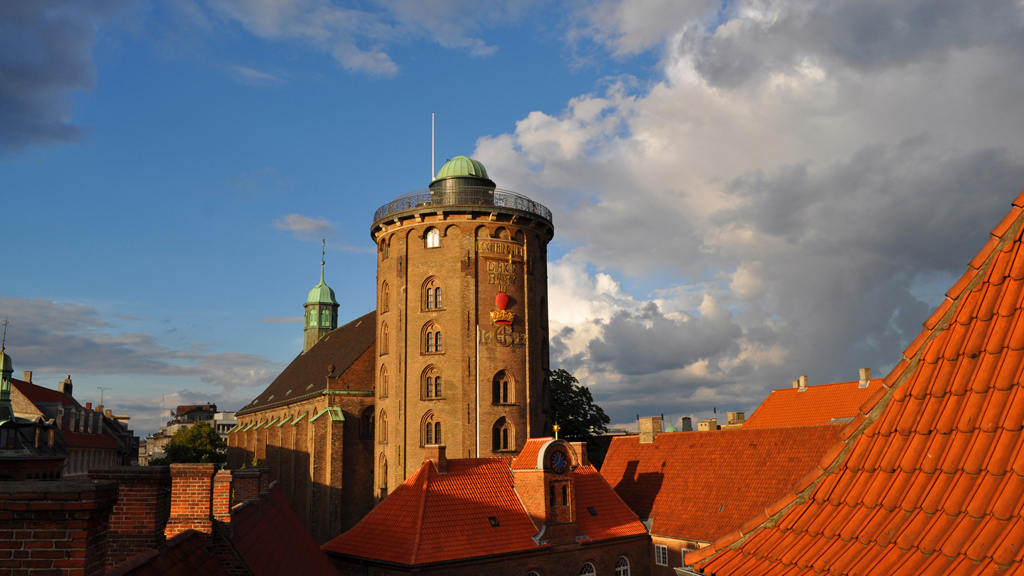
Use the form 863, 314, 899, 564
655, 545, 669, 566
579, 563, 596, 576
615, 557, 630, 576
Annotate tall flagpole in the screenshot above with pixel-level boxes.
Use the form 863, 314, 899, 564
431, 113, 435, 179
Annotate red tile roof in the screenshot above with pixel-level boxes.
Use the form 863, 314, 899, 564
690, 192, 1024, 575
11, 379, 78, 407
176, 404, 216, 417
63, 429, 120, 450
230, 484, 338, 576
601, 426, 842, 543
322, 455, 647, 565
742, 378, 885, 429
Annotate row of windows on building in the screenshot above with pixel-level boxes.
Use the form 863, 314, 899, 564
372, 410, 516, 451
377, 366, 519, 405
378, 322, 444, 356
307, 308, 333, 328
378, 279, 443, 315
64, 448, 118, 476
378, 228, 443, 259
525, 557, 631, 576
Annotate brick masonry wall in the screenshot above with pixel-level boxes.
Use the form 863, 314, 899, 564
164, 463, 216, 539
88, 466, 171, 568
0, 479, 118, 576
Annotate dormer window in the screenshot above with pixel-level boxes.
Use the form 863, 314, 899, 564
426, 228, 440, 248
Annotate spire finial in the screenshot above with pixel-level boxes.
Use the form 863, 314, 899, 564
321, 238, 326, 281
1, 317, 7, 354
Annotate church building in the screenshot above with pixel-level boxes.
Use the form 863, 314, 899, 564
228, 156, 556, 543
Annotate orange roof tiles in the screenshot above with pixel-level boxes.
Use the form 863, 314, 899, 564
322, 455, 646, 566
690, 193, 1024, 576
743, 378, 885, 429
600, 426, 842, 543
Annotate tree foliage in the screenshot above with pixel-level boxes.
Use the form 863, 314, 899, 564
549, 369, 611, 467
150, 421, 226, 465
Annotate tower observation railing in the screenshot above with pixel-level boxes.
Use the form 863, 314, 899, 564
372, 188, 553, 225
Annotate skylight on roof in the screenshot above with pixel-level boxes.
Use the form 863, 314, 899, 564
588, 507, 597, 516
488, 516, 499, 527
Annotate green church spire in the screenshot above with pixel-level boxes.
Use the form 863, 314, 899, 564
303, 240, 339, 352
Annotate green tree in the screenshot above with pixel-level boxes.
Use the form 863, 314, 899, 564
150, 421, 226, 465
549, 369, 611, 468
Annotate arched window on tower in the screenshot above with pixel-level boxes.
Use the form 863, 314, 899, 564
321, 309, 331, 327
379, 365, 388, 399
422, 278, 442, 310
378, 454, 388, 499
378, 410, 388, 444
421, 412, 441, 446
492, 370, 514, 404
308, 309, 317, 327
492, 417, 514, 451
423, 323, 443, 354
380, 281, 390, 313
422, 366, 442, 399
380, 322, 389, 355
425, 228, 440, 248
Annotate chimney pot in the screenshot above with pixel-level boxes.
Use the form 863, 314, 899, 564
570, 442, 590, 467
85, 402, 92, 410
681, 416, 693, 431
798, 375, 808, 392
792, 379, 799, 389
22, 370, 32, 383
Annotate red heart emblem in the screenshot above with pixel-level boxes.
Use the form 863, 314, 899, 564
495, 292, 510, 310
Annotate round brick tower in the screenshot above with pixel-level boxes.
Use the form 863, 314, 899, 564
371, 156, 554, 496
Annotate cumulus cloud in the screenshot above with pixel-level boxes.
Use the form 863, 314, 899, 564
480, 0, 1024, 427
0, 1, 127, 154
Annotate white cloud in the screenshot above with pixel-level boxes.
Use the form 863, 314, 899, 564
480, 0, 1024, 424
275, 213, 336, 241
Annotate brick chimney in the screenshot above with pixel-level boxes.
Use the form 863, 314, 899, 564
570, 442, 590, 467
23, 370, 32, 383
59, 374, 73, 397
424, 444, 448, 474
639, 416, 662, 444
859, 368, 872, 388
89, 466, 171, 567
165, 463, 217, 539
681, 416, 693, 431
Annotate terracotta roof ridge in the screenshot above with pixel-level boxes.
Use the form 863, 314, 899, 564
408, 463, 431, 565
686, 196, 1024, 568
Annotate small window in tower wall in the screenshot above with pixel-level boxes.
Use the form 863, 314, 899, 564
435, 332, 442, 352
309, 310, 317, 327
321, 309, 330, 326
655, 545, 668, 566
426, 228, 440, 248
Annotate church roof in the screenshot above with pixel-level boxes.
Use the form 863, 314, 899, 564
236, 311, 375, 416
689, 191, 1024, 575
601, 426, 842, 544
322, 455, 646, 566
742, 378, 886, 429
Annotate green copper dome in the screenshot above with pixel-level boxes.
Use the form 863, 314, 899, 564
435, 156, 489, 181
306, 268, 339, 306
664, 423, 678, 433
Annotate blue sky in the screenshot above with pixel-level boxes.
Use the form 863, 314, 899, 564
4, 0, 1024, 436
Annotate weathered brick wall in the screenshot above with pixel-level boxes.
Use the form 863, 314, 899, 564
88, 466, 170, 567
0, 479, 118, 576
231, 469, 261, 504
164, 463, 216, 539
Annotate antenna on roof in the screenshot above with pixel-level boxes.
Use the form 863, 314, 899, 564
432, 112, 435, 179
98, 387, 111, 406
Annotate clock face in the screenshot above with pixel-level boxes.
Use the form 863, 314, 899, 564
550, 450, 569, 474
